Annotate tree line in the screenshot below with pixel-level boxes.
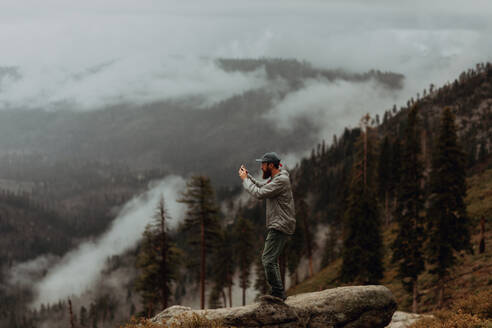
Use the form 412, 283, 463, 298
134, 105, 477, 316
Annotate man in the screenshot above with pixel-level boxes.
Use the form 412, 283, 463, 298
238, 152, 296, 301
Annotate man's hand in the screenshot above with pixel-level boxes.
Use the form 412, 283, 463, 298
238, 164, 248, 181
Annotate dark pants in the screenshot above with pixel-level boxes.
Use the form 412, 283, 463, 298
262, 228, 289, 297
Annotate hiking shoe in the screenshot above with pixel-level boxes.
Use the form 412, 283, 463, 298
259, 294, 285, 304
271, 293, 287, 301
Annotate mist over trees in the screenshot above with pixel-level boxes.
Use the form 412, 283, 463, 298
0, 59, 404, 187
0, 61, 490, 327
135, 195, 181, 316
177, 175, 222, 310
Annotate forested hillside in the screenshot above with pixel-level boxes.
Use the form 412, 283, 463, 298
0, 61, 490, 328
0, 58, 403, 187
282, 61, 492, 313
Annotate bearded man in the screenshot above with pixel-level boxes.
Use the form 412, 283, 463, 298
238, 152, 296, 301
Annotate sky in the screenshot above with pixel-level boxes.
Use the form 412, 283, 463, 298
0, 0, 491, 113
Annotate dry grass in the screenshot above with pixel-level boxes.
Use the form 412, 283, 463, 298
119, 312, 227, 328
465, 168, 492, 220
451, 289, 492, 319
119, 317, 163, 328
411, 310, 487, 328
410, 289, 492, 328
287, 258, 341, 295
169, 312, 225, 328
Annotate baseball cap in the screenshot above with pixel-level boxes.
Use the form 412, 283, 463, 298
255, 152, 283, 167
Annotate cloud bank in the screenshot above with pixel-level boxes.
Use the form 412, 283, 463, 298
0, 0, 490, 116
23, 174, 186, 307
264, 77, 402, 142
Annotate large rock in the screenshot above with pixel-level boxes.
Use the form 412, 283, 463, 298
385, 311, 434, 328
151, 285, 397, 327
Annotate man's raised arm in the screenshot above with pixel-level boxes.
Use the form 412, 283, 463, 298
247, 172, 267, 187
243, 175, 284, 200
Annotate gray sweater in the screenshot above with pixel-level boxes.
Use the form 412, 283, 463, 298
242, 168, 296, 235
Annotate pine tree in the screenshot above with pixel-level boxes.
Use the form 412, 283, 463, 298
377, 135, 392, 225
135, 195, 180, 316
478, 141, 487, 162
285, 216, 305, 285
207, 286, 224, 309
479, 216, 486, 254
80, 306, 88, 327
209, 227, 235, 307
234, 216, 256, 306
389, 136, 402, 216
177, 175, 221, 309
68, 299, 75, 328
341, 115, 383, 284
297, 197, 315, 277
254, 253, 269, 300
426, 107, 472, 307
391, 105, 425, 313
89, 302, 97, 328
321, 224, 339, 267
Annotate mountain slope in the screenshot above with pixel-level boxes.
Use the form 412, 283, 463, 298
287, 166, 492, 313
283, 62, 492, 313
0, 59, 404, 187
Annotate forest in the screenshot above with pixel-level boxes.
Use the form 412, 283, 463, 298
0, 62, 490, 328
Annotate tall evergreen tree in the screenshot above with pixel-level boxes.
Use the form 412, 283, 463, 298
426, 107, 472, 307
341, 115, 383, 284
301, 198, 315, 277
391, 106, 425, 313
233, 216, 256, 306
377, 135, 392, 225
79, 306, 88, 327
209, 227, 235, 307
207, 286, 224, 309
177, 175, 221, 309
389, 136, 402, 216
285, 216, 305, 285
254, 252, 269, 300
135, 195, 180, 316
321, 224, 339, 267
479, 215, 486, 254
478, 140, 487, 162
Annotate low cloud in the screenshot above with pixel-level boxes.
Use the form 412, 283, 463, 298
0, 0, 491, 115
263, 78, 403, 143
27, 174, 186, 307
6, 254, 59, 288
0, 57, 268, 110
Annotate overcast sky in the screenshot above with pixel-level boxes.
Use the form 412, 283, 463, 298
1, 0, 491, 112
3, 0, 492, 308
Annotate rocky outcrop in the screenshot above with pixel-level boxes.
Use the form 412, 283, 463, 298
385, 311, 434, 328
151, 285, 397, 327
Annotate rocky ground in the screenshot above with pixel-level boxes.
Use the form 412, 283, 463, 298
151, 285, 398, 327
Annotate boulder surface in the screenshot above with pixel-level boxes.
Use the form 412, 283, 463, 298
151, 285, 397, 327
385, 311, 434, 328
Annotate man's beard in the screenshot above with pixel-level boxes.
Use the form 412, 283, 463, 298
263, 167, 272, 179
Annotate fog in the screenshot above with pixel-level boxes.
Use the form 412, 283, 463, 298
1, 0, 491, 116
20, 175, 187, 307
264, 78, 402, 140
